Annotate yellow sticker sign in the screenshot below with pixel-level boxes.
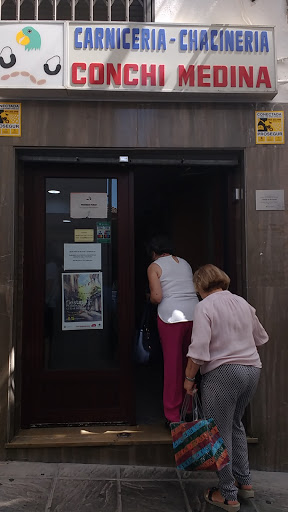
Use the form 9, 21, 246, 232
0, 103, 21, 137
74, 229, 94, 242
255, 111, 284, 144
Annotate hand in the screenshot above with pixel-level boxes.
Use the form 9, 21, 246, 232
184, 379, 197, 395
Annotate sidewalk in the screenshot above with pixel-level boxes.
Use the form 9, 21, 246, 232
0, 461, 287, 512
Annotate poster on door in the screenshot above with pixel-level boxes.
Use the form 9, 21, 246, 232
62, 272, 103, 330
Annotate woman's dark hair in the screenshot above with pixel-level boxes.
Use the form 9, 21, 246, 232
147, 235, 175, 259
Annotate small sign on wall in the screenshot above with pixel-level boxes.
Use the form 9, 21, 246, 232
0, 102, 21, 136
256, 190, 285, 210
255, 111, 284, 144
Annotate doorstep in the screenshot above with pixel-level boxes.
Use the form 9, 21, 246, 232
5, 425, 259, 465
5, 424, 259, 449
6, 424, 171, 449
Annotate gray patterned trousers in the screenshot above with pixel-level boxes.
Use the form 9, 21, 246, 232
201, 364, 261, 501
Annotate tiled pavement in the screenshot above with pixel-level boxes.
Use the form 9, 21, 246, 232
0, 462, 287, 512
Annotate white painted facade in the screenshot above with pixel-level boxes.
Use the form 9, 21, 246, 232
155, 0, 288, 102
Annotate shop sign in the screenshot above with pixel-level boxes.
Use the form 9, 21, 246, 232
0, 102, 21, 136
0, 22, 64, 88
0, 22, 277, 98
255, 111, 284, 144
68, 23, 276, 95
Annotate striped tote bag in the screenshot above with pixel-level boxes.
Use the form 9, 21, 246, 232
170, 393, 230, 472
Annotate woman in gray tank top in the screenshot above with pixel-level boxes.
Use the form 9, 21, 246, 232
147, 235, 198, 425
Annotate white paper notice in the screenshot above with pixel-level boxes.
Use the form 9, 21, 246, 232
70, 193, 107, 218
256, 190, 285, 211
64, 244, 102, 270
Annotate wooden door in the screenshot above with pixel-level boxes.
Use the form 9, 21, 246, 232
21, 163, 135, 426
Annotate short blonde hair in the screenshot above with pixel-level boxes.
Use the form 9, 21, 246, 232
193, 264, 230, 293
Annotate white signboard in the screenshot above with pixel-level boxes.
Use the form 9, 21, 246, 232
256, 190, 285, 211
64, 243, 101, 270
68, 23, 276, 95
0, 22, 277, 97
0, 22, 64, 88
70, 192, 107, 218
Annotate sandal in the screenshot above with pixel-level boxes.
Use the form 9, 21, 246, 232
236, 483, 255, 499
204, 487, 240, 512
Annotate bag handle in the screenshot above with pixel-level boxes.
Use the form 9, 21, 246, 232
180, 391, 204, 422
140, 302, 150, 330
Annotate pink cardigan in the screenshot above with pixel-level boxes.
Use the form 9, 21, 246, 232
186, 290, 269, 375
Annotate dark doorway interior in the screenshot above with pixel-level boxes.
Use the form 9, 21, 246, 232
20, 150, 244, 428
133, 161, 244, 424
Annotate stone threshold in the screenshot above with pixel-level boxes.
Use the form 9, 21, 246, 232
6, 424, 259, 449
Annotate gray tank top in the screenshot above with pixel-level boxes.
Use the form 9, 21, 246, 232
155, 256, 199, 323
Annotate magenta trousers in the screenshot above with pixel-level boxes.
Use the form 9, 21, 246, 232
157, 316, 193, 422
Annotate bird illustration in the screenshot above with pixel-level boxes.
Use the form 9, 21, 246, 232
16, 27, 41, 51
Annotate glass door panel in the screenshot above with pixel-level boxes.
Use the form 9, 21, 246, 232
45, 178, 119, 370
22, 164, 134, 426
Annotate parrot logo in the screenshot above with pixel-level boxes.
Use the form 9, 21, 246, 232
16, 26, 41, 51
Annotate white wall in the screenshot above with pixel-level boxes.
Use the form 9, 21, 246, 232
155, 0, 288, 102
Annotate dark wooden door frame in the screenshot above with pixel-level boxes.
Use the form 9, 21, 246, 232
18, 148, 245, 429
22, 163, 135, 426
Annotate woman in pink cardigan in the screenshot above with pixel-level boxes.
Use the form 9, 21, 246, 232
184, 264, 269, 512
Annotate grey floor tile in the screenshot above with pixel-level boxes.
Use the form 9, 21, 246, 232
58, 463, 117, 480
203, 501, 255, 512
120, 465, 178, 480
184, 483, 285, 512
182, 478, 222, 512
235, 498, 255, 512
0, 461, 57, 478
254, 491, 288, 512
121, 480, 187, 512
0, 478, 52, 512
180, 469, 219, 481
250, 471, 288, 511
251, 471, 288, 492
49, 479, 117, 512
252, 498, 288, 512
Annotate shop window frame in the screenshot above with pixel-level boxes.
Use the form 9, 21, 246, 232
0, 0, 155, 22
